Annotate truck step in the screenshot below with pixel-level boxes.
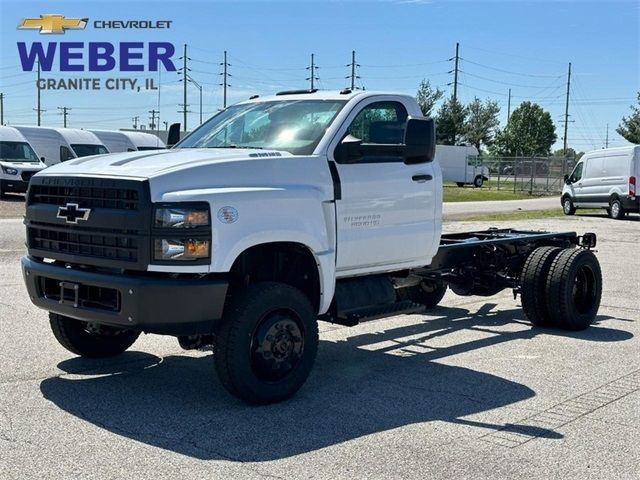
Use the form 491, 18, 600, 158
334, 300, 425, 327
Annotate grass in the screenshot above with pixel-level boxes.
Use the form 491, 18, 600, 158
451, 209, 604, 222
442, 182, 548, 202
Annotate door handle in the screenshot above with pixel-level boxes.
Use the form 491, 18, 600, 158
412, 174, 433, 183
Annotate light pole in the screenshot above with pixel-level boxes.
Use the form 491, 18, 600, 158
186, 74, 203, 125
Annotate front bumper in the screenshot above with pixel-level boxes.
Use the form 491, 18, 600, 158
21, 256, 228, 335
1, 178, 28, 193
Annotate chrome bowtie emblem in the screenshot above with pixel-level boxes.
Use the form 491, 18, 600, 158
56, 203, 91, 224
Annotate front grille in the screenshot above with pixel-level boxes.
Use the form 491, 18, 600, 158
28, 224, 139, 263
38, 276, 121, 312
21, 171, 36, 182
29, 184, 139, 210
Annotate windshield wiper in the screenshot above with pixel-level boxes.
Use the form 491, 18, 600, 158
208, 145, 263, 149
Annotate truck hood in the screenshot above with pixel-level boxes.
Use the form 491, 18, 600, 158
34, 148, 292, 179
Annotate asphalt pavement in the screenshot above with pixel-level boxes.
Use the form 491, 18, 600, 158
0, 213, 638, 480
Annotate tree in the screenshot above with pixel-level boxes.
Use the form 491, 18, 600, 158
616, 92, 640, 144
462, 97, 500, 152
491, 101, 557, 156
415, 79, 444, 117
435, 97, 467, 145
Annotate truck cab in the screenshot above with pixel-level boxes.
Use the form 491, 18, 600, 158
0, 126, 47, 196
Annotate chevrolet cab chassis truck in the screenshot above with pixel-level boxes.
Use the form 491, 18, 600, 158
21, 90, 602, 404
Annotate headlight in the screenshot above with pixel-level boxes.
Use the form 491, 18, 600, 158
154, 239, 210, 261
1, 166, 18, 175
155, 206, 209, 228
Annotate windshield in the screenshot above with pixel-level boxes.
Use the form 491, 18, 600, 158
0, 141, 40, 163
71, 144, 109, 157
176, 99, 347, 155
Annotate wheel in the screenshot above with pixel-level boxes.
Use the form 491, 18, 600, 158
456, 182, 465, 188
214, 282, 319, 405
397, 280, 447, 308
546, 249, 602, 330
49, 313, 140, 358
473, 175, 484, 188
562, 196, 576, 215
520, 246, 562, 327
609, 197, 625, 220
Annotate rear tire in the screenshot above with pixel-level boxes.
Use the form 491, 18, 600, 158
473, 175, 484, 188
214, 282, 319, 405
456, 182, 465, 188
520, 246, 562, 327
397, 280, 447, 308
546, 249, 602, 330
562, 196, 576, 215
609, 198, 625, 219
49, 313, 140, 358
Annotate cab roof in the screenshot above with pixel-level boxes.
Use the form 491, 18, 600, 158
0, 125, 29, 142
239, 89, 414, 104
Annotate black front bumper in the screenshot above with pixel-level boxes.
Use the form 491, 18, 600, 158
1, 178, 28, 193
22, 256, 228, 335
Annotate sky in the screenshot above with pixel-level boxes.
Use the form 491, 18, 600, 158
0, 0, 638, 152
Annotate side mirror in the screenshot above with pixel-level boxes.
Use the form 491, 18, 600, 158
334, 135, 363, 164
563, 174, 570, 184
40, 157, 45, 162
167, 123, 181, 147
403, 117, 435, 164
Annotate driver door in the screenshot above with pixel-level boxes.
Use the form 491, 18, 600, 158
330, 99, 438, 276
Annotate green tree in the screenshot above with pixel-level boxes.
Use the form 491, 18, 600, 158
616, 92, 640, 144
435, 97, 467, 145
463, 97, 500, 152
491, 101, 557, 156
415, 79, 444, 117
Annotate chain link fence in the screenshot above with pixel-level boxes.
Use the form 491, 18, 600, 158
469, 156, 577, 194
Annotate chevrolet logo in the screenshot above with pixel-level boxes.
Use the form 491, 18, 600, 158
18, 14, 88, 34
57, 203, 91, 224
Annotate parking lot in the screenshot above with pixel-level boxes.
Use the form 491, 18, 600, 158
0, 212, 638, 480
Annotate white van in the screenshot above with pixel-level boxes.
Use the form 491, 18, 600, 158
13, 126, 109, 166
90, 130, 166, 153
436, 144, 489, 187
562, 145, 639, 219
0, 126, 47, 196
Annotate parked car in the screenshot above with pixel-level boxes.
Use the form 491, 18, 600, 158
501, 160, 550, 176
562, 145, 639, 219
14, 126, 109, 166
0, 126, 47, 197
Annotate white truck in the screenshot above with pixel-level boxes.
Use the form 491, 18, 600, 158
0, 126, 48, 197
90, 130, 167, 153
13, 126, 109, 166
436, 144, 489, 187
21, 90, 602, 404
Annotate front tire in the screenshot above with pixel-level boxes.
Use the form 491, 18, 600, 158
546, 249, 602, 330
214, 282, 319, 405
397, 280, 447, 308
609, 198, 625, 219
562, 196, 576, 215
49, 313, 140, 358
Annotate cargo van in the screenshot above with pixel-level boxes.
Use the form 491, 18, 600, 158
562, 145, 639, 219
0, 126, 47, 196
90, 130, 166, 153
436, 144, 489, 187
13, 126, 109, 166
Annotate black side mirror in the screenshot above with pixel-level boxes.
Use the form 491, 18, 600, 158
564, 174, 570, 184
403, 117, 435, 164
167, 123, 181, 147
334, 135, 363, 164
40, 157, 45, 162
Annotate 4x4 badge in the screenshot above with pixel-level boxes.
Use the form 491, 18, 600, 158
56, 203, 91, 224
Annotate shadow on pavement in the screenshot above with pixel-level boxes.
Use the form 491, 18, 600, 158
40, 305, 632, 461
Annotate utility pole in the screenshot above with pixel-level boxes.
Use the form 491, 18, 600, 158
163, 121, 168, 131
507, 88, 512, 124
148, 109, 159, 130
0, 93, 4, 125
57, 106, 70, 127
35, 60, 43, 126
450, 42, 460, 104
605, 124, 609, 149
132, 116, 139, 129
178, 44, 190, 131
562, 62, 572, 156
220, 50, 231, 109
346, 50, 360, 90
306, 53, 319, 90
